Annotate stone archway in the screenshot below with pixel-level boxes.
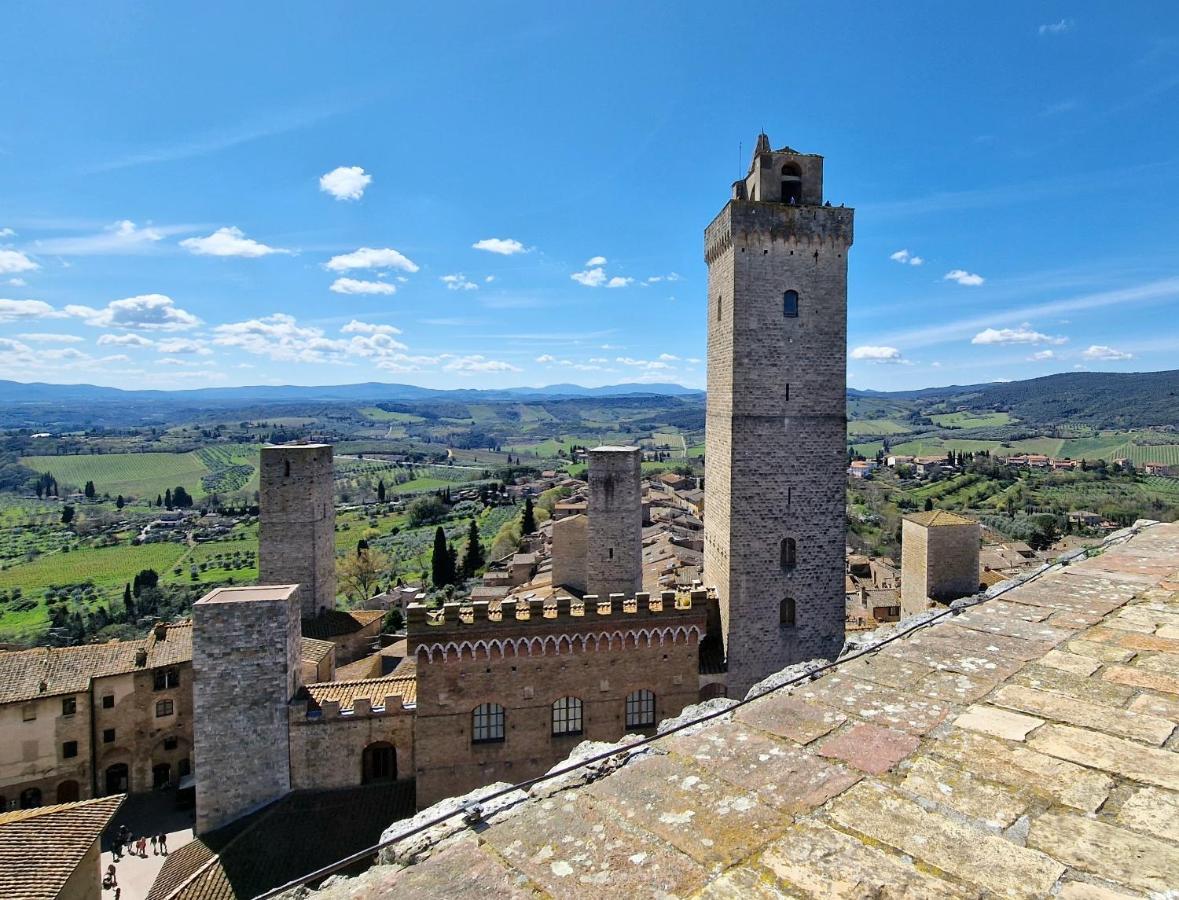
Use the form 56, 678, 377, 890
56, 780, 80, 803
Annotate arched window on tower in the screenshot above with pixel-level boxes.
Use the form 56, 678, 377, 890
783, 290, 799, 318
780, 597, 796, 628
781, 163, 802, 204
780, 537, 797, 569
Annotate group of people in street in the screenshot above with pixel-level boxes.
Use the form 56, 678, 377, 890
104, 823, 170, 894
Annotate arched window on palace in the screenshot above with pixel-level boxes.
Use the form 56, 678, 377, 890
551, 696, 583, 737
781, 163, 802, 204
780, 597, 796, 628
56, 781, 79, 804
362, 742, 397, 783
19, 788, 42, 809
471, 702, 505, 744
780, 537, 797, 570
625, 689, 656, 730
783, 290, 799, 318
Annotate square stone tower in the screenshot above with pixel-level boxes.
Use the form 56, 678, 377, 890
703, 134, 854, 697
900, 510, 981, 617
258, 443, 336, 618
192, 584, 301, 835
585, 446, 643, 599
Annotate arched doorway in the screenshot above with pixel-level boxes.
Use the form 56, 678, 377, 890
56, 780, 80, 803
19, 787, 42, 809
152, 763, 172, 789
781, 163, 802, 204
361, 742, 396, 784
105, 763, 129, 795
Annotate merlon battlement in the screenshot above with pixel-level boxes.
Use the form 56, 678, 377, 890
407, 587, 710, 634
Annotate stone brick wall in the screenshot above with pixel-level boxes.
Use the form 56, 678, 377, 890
586, 447, 642, 600
704, 148, 853, 698
192, 585, 302, 835
258, 444, 337, 618
409, 591, 706, 809
0, 694, 91, 808
551, 513, 587, 594
900, 519, 930, 615
289, 702, 414, 791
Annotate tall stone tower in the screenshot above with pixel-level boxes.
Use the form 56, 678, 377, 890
192, 584, 301, 834
585, 446, 643, 599
703, 134, 853, 697
900, 510, 981, 617
258, 443, 337, 618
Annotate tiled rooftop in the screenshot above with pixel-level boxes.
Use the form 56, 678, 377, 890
906, 509, 978, 527
0, 795, 124, 899
301, 608, 385, 639
305, 674, 417, 710
0, 620, 192, 704
308, 521, 1179, 899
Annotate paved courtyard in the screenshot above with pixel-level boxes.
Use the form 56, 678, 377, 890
101, 791, 194, 900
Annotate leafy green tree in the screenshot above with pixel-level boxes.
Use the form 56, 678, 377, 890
115, 495, 125, 509
61, 504, 75, 525
407, 494, 447, 527
923, 498, 933, 512
84, 480, 96, 499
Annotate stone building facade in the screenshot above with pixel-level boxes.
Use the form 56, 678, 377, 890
409, 589, 707, 809
703, 134, 853, 696
192, 585, 303, 834
258, 444, 337, 618
900, 510, 982, 616
585, 447, 643, 600
0, 622, 193, 811
551, 513, 587, 594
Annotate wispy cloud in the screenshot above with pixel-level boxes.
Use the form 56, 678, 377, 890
32, 220, 192, 256
472, 238, 528, 256
1082, 344, 1133, 361
1039, 18, 1074, 36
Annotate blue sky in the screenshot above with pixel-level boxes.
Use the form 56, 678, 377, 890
1, 2, 1178, 392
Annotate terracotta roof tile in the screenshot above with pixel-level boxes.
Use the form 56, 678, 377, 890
0, 795, 124, 899
906, 509, 978, 527
301, 609, 384, 639
305, 674, 416, 710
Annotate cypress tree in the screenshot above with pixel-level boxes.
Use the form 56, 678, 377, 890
431, 526, 449, 588
461, 518, 484, 577
377, 480, 386, 502
446, 545, 458, 586
164, 488, 173, 509
521, 496, 536, 534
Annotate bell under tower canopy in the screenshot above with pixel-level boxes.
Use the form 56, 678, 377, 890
732, 133, 825, 206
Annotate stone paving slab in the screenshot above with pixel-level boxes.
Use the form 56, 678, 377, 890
990, 683, 1175, 744
732, 691, 846, 744
897, 755, 1029, 829
1029, 723, 1179, 791
1028, 811, 1179, 894
815, 722, 919, 774
790, 672, 952, 735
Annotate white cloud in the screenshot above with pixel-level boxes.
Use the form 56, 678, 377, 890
1029, 349, 1057, 361
97, 333, 154, 348
330, 277, 396, 295
157, 358, 199, 367
535, 354, 556, 363
646, 272, 682, 283
179, 226, 289, 258
945, 269, 985, 286
441, 274, 478, 291
1039, 18, 1073, 35
0, 298, 63, 322
484, 275, 495, 283
616, 356, 672, 371
585, 255, 607, 266
472, 238, 527, 256
571, 267, 607, 287
658, 353, 680, 361
971, 326, 1067, 345
156, 338, 212, 355
9, 278, 27, 287
16, 332, 82, 343
319, 165, 372, 201
0, 249, 39, 274
889, 249, 925, 266
325, 247, 419, 273
32, 220, 174, 256
67, 294, 201, 331
442, 355, 521, 374
850, 345, 906, 363
606, 276, 633, 288
1082, 344, 1133, 361
0, 227, 15, 237
340, 320, 402, 336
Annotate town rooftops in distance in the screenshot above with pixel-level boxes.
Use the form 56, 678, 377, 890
590, 445, 641, 452
195, 584, 301, 605
905, 510, 977, 527
264, 442, 332, 449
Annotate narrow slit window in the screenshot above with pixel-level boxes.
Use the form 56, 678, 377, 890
780, 537, 797, 570
780, 598, 796, 628
783, 290, 799, 317
284, 460, 291, 477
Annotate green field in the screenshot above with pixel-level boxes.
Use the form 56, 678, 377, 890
847, 419, 913, 437
24, 452, 211, 500
929, 411, 1014, 429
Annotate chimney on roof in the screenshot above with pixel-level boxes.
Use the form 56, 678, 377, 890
38, 679, 47, 693
154, 622, 168, 640
134, 648, 148, 667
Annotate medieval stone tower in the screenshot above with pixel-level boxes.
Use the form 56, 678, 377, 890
258, 443, 337, 618
585, 446, 643, 599
703, 134, 853, 696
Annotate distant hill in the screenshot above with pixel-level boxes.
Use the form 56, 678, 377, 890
0, 379, 703, 405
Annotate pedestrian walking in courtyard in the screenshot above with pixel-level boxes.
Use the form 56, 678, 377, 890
105, 863, 117, 886
150, 834, 157, 855
158, 832, 168, 855
136, 835, 147, 857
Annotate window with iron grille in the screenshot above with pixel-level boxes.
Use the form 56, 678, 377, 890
625, 689, 656, 730
551, 696, 583, 737
471, 703, 505, 744
155, 699, 174, 718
